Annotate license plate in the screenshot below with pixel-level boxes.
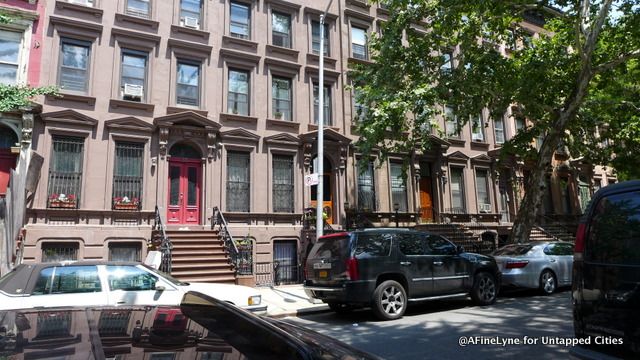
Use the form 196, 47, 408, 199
313, 262, 332, 270
319, 270, 328, 278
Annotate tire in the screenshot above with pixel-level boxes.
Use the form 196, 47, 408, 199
371, 280, 407, 321
539, 270, 557, 295
471, 272, 497, 306
328, 302, 354, 314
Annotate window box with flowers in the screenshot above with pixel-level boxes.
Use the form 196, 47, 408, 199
49, 194, 77, 208
113, 196, 140, 210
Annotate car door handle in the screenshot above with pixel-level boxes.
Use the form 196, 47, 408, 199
400, 261, 412, 266
433, 261, 444, 266
117, 301, 126, 304
549, 259, 556, 263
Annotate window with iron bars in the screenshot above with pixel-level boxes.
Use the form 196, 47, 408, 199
42, 242, 79, 262
390, 162, 408, 212
226, 151, 250, 212
48, 136, 84, 209
358, 160, 376, 211
112, 142, 144, 210
273, 155, 294, 213
109, 242, 142, 262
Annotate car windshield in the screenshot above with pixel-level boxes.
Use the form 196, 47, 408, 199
493, 244, 533, 256
143, 265, 190, 286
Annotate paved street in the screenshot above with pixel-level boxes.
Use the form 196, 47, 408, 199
286, 289, 574, 359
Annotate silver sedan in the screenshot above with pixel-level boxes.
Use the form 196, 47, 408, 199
492, 242, 574, 295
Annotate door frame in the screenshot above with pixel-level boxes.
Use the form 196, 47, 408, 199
167, 157, 202, 225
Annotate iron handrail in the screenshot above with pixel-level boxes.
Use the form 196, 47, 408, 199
154, 205, 172, 273
211, 206, 240, 270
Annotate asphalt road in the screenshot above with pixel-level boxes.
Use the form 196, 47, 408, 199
287, 289, 575, 359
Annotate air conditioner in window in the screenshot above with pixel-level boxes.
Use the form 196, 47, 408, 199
124, 84, 144, 98
68, 0, 94, 7
479, 203, 492, 213
183, 17, 200, 29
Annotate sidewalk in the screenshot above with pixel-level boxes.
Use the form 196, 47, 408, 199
257, 284, 330, 318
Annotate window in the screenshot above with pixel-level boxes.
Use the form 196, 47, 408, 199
120, 50, 147, 102
440, 52, 453, 73
176, 61, 200, 106
113, 142, 144, 210
471, 114, 485, 142
0, 30, 22, 85
106, 266, 158, 291
109, 243, 142, 262
427, 235, 457, 255
354, 233, 392, 257
48, 136, 84, 209
397, 234, 427, 256
273, 155, 294, 213
494, 117, 505, 144
515, 117, 525, 133
33, 266, 101, 295
450, 167, 465, 212
59, 38, 91, 93
445, 106, 459, 138
313, 83, 331, 125
126, 0, 151, 18
351, 26, 368, 60
228, 69, 250, 115
67, 0, 95, 6
180, 0, 203, 29
476, 169, 491, 212
311, 20, 329, 55
272, 12, 291, 48
357, 160, 376, 211
390, 162, 407, 212
272, 77, 291, 120
227, 151, 250, 212
230, 2, 250, 39
353, 87, 367, 122
42, 242, 79, 262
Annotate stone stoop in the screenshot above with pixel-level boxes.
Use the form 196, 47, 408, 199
163, 229, 236, 284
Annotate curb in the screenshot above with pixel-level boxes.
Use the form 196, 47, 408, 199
267, 305, 331, 319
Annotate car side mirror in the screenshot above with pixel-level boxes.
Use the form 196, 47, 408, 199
155, 285, 165, 292
456, 245, 465, 254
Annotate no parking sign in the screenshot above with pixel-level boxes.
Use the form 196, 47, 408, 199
304, 173, 319, 186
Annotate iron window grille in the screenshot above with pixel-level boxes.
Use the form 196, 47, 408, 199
272, 77, 292, 120
180, 0, 203, 29
126, 0, 150, 18
59, 38, 91, 93
228, 69, 250, 115
272, 12, 291, 48
390, 162, 408, 212
99, 310, 131, 337
47, 136, 84, 209
176, 61, 200, 106
0, 30, 21, 85
109, 243, 142, 262
358, 161, 376, 211
230, 2, 250, 39
226, 151, 250, 212
313, 84, 331, 126
351, 26, 368, 60
311, 21, 329, 56
42, 242, 79, 262
273, 155, 294, 213
36, 311, 72, 339
112, 142, 144, 210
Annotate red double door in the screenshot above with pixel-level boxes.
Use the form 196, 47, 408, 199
167, 159, 201, 224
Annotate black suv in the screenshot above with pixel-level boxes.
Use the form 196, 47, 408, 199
572, 180, 640, 358
304, 228, 501, 320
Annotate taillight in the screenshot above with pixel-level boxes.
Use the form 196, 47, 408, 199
346, 257, 359, 280
574, 223, 587, 261
505, 260, 529, 269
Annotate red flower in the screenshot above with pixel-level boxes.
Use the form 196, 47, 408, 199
67, 194, 76, 200
49, 193, 59, 200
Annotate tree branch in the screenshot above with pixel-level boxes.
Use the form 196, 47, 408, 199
594, 49, 640, 74
584, 0, 614, 58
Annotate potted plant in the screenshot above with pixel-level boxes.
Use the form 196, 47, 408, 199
48, 193, 77, 208
274, 111, 283, 120
113, 196, 140, 210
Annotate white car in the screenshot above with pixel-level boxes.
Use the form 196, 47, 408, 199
0, 261, 266, 313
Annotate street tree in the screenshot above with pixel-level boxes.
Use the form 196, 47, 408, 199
351, 0, 640, 242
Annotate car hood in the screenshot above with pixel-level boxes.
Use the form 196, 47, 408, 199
183, 282, 259, 307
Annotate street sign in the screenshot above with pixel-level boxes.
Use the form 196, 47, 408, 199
305, 173, 319, 186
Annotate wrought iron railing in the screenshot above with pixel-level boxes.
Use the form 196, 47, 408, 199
212, 206, 253, 276
153, 206, 172, 274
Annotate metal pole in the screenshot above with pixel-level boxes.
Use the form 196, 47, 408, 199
317, 0, 333, 239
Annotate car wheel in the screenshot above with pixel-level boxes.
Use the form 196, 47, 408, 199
539, 270, 557, 295
328, 302, 354, 314
372, 280, 407, 321
471, 272, 497, 306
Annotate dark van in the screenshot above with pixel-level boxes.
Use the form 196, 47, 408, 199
572, 180, 640, 358
304, 228, 501, 320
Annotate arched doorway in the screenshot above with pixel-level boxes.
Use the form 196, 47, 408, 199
310, 156, 333, 224
167, 143, 202, 224
0, 125, 18, 197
